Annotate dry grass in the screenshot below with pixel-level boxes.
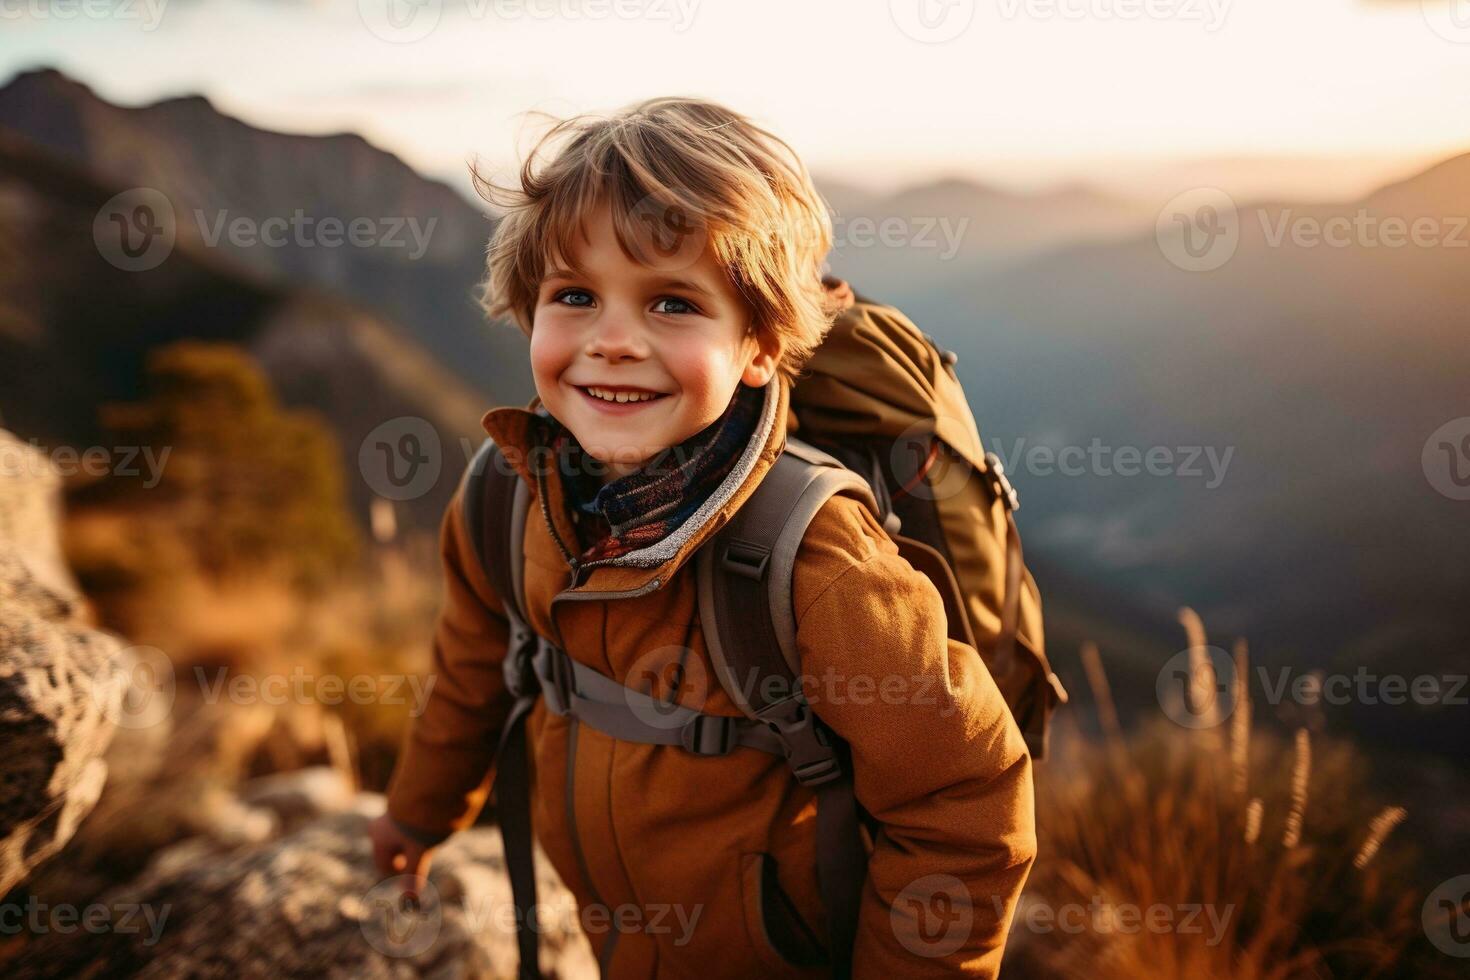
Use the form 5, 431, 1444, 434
1005, 610, 1446, 980
30, 515, 445, 911
50, 501, 1460, 977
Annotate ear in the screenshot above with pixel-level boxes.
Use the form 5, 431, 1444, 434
740, 328, 781, 387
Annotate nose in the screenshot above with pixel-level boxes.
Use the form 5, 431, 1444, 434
584, 310, 649, 362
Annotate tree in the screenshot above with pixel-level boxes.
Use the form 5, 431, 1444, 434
100, 341, 358, 587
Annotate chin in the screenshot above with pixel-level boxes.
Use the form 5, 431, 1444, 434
576, 430, 660, 463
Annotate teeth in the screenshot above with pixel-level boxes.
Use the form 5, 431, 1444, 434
585, 386, 661, 404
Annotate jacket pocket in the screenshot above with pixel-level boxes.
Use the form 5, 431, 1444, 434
738, 852, 828, 972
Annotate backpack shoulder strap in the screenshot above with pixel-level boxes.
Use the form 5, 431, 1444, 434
696, 436, 881, 713
464, 437, 532, 628
696, 435, 878, 980
462, 437, 542, 980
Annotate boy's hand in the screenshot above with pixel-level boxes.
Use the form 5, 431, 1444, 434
369, 812, 434, 897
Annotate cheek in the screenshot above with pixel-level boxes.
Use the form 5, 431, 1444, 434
528, 318, 568, 382
662, 336, 733, 402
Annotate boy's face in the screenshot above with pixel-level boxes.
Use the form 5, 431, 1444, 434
530, 200, 779, 480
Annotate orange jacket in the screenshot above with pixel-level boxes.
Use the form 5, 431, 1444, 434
386, 371, 1036, 978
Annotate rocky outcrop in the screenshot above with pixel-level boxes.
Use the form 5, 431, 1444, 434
12, 780, 597, 979
0, 431, 131, 896
1, 432, 595, 976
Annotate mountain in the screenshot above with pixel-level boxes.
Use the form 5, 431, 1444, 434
0, 126, 488, 531
4, 66, 1464, 754
859, 154, 1470, 754
815, 172, 1155, 287
0, 67, 534, 407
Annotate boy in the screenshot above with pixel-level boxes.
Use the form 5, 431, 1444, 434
370, 97, 1036, 978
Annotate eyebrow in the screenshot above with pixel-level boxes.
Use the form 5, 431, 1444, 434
541, 267, 716, 299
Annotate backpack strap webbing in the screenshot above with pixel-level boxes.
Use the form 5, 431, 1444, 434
465, 439, 543, 980
982, 450, 1024, 685
982, 449, 1068, 760
696, 438, 881, 980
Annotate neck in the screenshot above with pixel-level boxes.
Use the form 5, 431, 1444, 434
602, 458, 644, 483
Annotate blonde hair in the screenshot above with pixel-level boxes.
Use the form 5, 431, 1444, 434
471, 97, 837, 387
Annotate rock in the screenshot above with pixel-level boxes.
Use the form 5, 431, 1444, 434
197, 784, 279, 847
0, 433, 598, 976
238, 765, 356, 832
0, 431, 131, 896
11, 798, 598, 979
0, 431, 76, 599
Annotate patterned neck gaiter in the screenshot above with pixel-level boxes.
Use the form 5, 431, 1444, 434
549, 381, 766, 564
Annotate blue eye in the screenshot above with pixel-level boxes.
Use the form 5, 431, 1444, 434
653, 296, 700, 316
553, 288, 593, 307
549, 289, 700, 316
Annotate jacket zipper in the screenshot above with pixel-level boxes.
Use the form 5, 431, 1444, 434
534, 458, 667, 975
534, 459, 666, 642
564, 715, 621, 974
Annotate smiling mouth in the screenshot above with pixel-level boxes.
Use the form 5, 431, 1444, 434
573, 384, 671, 406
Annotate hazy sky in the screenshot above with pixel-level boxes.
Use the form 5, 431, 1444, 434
2, 0, 1467, 202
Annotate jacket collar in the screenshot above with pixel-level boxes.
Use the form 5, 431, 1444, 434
480, 375, 792, 595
